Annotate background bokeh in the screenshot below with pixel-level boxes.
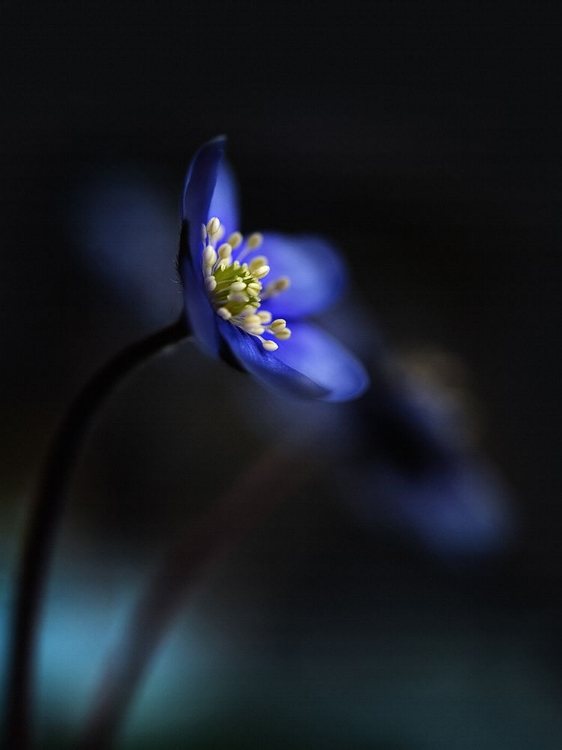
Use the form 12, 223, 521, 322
2, 1, 562, 748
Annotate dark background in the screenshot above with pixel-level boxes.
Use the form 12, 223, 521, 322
1, 1, 562, 748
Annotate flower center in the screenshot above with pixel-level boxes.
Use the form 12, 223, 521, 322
201, 217, 291, 351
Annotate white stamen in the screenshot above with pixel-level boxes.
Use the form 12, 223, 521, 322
207, 217, 220, 236
203, 245, 217, 267
249, 256, 268, 272
253, 265, 270, 280
218, 243, 233, 260
246, 282, 262, 296
227, 231, 243, 248
229, 292, 249, 304
262, 339, 278, 352
269, 318, 287, 333
201, 216, 292, 349
262, 276, 290, 299
247, 232, 263, 250
275, 276, 290, 291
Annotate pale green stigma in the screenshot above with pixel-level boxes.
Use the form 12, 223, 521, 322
202, 217, 291, 351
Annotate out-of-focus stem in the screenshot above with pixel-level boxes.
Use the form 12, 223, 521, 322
78, 446, 318, 750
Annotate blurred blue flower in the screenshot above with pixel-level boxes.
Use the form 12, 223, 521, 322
350, 349, 515, 558
360, 457, 511, 558
67, 166, 181, 325
178, 137, 369, 402
241, 323, 514, 559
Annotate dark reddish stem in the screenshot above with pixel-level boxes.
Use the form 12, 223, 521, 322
77, 446, 317, 750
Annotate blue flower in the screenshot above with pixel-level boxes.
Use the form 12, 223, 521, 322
178, 136, 369, 402
362, 457, 513, 558
351, 350, 515, 558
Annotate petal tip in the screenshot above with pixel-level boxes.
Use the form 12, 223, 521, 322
323, 365, 370, 403
182, 136, 228, 221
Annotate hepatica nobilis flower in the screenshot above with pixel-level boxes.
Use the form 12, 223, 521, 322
178, 137, 369, 401
352, 350, 514, 557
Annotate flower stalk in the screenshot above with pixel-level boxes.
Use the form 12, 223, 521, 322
5, 317, 190, 750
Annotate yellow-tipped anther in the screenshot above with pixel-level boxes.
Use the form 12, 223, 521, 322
227, 231, 243, 249
218, 243, 233, 260
262, 276, 291, 299
229, 291, 249, 304
253, 265, 270, 279
249, 256, 268, 272
246, 282, 262, 296
275, 276, 290, 291
269, 319, 287, 333
205, 276, 217, 292
203, 245, 217, 267
247, 232, 263, 250
207, 217, 220, 236
262, 339, 279, 352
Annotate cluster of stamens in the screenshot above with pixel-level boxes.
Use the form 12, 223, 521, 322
202, 217, 291, 351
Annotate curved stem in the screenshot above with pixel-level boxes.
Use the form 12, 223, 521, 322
77, 447, 318, 750
5, 317, 190, 750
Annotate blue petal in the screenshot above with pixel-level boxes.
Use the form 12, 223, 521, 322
219, 319, 369, 402
179, 136, 228, 356
178, 225, 220, 356
254, 233, 348, 318
208, 160, 240, 241
181, 135, 226, 265
358, 460, 514, 559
